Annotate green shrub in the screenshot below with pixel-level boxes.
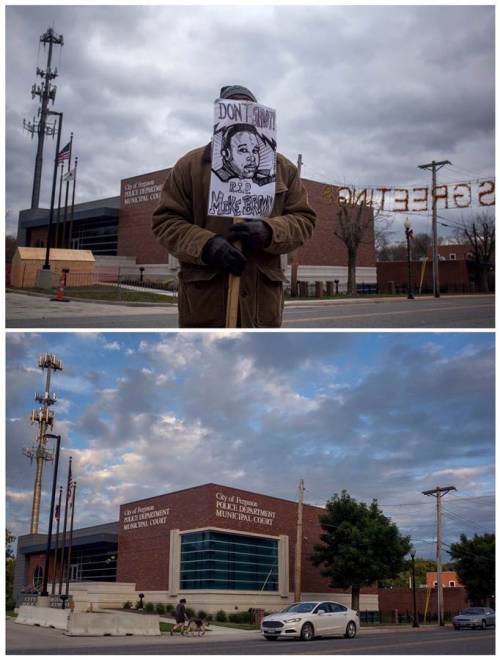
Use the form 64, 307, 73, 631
166, 603, 175, 614
144, 602, 155, 614
215, 609, 227, 622
228, 611, 253, 624
123, 601, 132, 610
135, 599, 143, 610
155, 603, 165, 615
197, 609, 208, 620
185, 607, 195, 619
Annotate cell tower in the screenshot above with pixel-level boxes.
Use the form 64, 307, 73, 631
23, 27, 64, 210
23, 353, 63, 534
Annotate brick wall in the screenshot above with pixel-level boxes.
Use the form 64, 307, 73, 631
377, 259, 472, 292
378, 586, 468, 617
116, 482, 376, 596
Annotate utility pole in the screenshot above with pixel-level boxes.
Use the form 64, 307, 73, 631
23, 353, 63, 534
23, 27, 64, 209
294, 479, 305, 602
417, 159, 451, 298
297, 154, 303, 179
422, 485, 456, 626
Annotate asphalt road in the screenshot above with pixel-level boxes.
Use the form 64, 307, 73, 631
6, 293, 495, 329
6, 620, 495, 655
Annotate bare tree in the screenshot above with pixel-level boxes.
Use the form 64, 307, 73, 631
5, 235, 17, 264
334, 202, 374, 295
459, 213, 495, 292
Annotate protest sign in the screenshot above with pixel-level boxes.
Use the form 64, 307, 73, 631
208, 99, 277, 219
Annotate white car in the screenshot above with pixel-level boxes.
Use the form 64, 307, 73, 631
261, 600, 359, 641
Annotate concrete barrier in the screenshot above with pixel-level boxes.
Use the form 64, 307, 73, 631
66, 611, 160, 636
16, 605, 70, 630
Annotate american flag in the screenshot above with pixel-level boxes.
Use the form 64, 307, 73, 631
67, 460, 73, 504
57, 142, 71, 163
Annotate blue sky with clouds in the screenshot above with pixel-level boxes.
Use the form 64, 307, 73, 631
6, 331, 494, 559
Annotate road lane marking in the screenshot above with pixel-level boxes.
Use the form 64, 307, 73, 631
286, 303, 493, 324
307, 631, 495, 654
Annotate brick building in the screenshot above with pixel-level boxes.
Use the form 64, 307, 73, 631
14, 483, 378, 613
16, 169, 377, 290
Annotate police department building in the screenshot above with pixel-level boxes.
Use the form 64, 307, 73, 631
15, 483, 378, 612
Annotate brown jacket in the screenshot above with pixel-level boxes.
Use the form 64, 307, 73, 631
152, 144, 316, 327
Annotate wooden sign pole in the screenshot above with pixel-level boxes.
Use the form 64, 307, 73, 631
225, 217, 244, 328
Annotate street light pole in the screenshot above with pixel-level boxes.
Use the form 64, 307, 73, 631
39, 111, 63, 288
410, 549, 419, 628
41, 434, 61, 597
404, 218, 415, 300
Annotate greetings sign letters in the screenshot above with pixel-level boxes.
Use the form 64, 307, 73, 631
208, 99, 277, 219
215, 491, 276, 527
322, 179, 495, 212
122, 503, 170, 531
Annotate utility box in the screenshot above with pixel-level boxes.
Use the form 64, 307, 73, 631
10, 247, 96, 289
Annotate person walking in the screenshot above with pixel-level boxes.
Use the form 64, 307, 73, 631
170, 597, 187, 635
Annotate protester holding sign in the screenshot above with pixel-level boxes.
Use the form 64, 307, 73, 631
152, 85, 316, 328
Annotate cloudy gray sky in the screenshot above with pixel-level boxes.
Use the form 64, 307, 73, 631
7, 332, 495, 559
6, 5, 495, 237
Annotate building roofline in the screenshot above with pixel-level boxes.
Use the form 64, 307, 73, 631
121, 482, 325, 512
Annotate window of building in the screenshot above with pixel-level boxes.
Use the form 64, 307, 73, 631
180, 530, 279, 591
33, 565, 43, 590
449, 580, 456, 587
433, 581, 438, 587
449, 253, 457, 261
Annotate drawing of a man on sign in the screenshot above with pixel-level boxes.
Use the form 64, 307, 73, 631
208, 99, 277, 219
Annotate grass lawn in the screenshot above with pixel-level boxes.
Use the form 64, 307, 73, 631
6, 611, 17, 618
210, 621, 259, 630
23, 286, 177, 304
159, 621, 175, 633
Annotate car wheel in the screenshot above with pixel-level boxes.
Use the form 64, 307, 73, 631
264, 635, 278, 641
481, 620, 487, 630
344, 621, 357, 638
300, 622, 314, 641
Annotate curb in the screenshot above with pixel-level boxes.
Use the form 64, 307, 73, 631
6, 289, 176, 308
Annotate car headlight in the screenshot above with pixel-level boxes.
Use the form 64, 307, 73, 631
284, 617, 301, 623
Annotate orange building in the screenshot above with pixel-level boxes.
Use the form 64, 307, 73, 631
426, 571, 463, 588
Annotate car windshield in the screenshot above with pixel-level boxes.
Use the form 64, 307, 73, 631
282, 602, 317, 613
461, 608, 484, 615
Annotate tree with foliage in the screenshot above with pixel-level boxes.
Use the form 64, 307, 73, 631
6, 529, 16, 611
448, 533, 495, 606
379, 557, 437, 588
310, 491, 411, 611
458, 213, 495, 292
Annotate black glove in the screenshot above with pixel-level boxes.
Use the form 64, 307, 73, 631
202, 235, 247, 276
227, 220, 272, 251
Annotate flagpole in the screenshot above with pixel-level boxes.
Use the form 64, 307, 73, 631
55, 162, 64, 249
58, 456, 72, 596
43, 111, 63, 271
61, 133, 73, 249
51, 486, 63, 595
41, 434, 61, 597
64, 481, 77, 598
68, 156, 78, 249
